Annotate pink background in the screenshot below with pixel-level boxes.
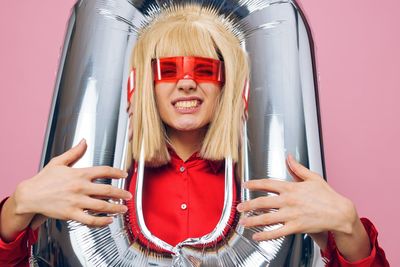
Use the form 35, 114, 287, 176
0, 0, 398, 265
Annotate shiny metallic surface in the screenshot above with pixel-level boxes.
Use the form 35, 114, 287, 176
31, 0, 326, 266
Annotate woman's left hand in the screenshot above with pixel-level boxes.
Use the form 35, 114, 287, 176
237, 154, 359, 241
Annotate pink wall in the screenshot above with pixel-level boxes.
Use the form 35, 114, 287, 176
0, 0, 397, 265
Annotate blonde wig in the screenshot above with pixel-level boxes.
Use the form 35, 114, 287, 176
130, 4, 250, 165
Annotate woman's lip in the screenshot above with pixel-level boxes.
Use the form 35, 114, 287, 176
171, 96, 203, 105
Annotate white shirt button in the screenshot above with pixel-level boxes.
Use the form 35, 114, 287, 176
181, 203, 187, 210
179, 166, 185, 172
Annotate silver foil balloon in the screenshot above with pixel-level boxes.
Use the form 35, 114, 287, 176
31, 0, 326, 266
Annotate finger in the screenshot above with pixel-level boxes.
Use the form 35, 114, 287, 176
252, 224, 294, 241
239, 211, 283, 228
286, 160, 302, 183
86, 183, 132, 200
82, 197, 128, 214
287, 154, 319, 181
49, 139, 87, 166
244, 178, 289, 194
72, 211, 113, 227
79, 166, 128, 180
237, 196, 282, 212
68, 148, 87, 167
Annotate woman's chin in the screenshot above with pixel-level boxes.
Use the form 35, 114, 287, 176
170, 120, 205, 132
173, 125, 200, 132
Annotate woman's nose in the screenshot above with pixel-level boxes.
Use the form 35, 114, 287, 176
176, 77, 197, 91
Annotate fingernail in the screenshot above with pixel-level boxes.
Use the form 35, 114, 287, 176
239, 218, 246, 226
126, 192, 133, 200
237, 203, 243, 212
107, 217, 113, 224
242, 182, 248, 188
122, 172, 129, 178
122, 206, 128, 213
79, 138, 86, 145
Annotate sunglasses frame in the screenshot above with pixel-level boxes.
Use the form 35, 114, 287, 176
151, 56, 225, 85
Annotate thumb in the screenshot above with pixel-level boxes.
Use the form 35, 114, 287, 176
48, 139, 87, 166
286, 154, 317, 182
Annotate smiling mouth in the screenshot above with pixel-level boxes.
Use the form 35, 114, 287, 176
174, 100, 201, 109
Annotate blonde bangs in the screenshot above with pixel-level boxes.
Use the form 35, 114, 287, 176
154, 22, 219, 60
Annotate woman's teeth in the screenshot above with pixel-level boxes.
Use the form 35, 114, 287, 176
174, 100, 199, 109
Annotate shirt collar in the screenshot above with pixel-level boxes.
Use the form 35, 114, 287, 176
167, 146, 223, 174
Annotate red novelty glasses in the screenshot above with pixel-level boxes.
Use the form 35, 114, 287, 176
151, 56, 225, 85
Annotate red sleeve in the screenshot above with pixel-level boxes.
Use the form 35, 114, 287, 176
321, 217, 389, 267
0, 197, 38, 267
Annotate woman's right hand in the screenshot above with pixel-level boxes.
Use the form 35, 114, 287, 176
13, 139, 132, 228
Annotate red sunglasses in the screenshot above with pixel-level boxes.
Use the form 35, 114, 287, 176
151, 56, 225, 85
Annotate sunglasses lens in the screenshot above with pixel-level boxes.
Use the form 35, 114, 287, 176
160, 62, 178, 78
152, 56, 224, 85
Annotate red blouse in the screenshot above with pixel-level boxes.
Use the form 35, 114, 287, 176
0, 152, 390, 266
126, 149, 236, 251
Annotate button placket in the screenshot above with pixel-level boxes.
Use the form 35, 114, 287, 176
178, 163, 189, 235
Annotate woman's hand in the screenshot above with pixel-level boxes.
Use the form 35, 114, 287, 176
237, 154, 358, 240
13, 139, 132, 228
236, 154, 372, 261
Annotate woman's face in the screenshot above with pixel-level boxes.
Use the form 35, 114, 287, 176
154, 79, 221, 132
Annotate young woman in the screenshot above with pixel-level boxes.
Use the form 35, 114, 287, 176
0, 4, 389, 267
